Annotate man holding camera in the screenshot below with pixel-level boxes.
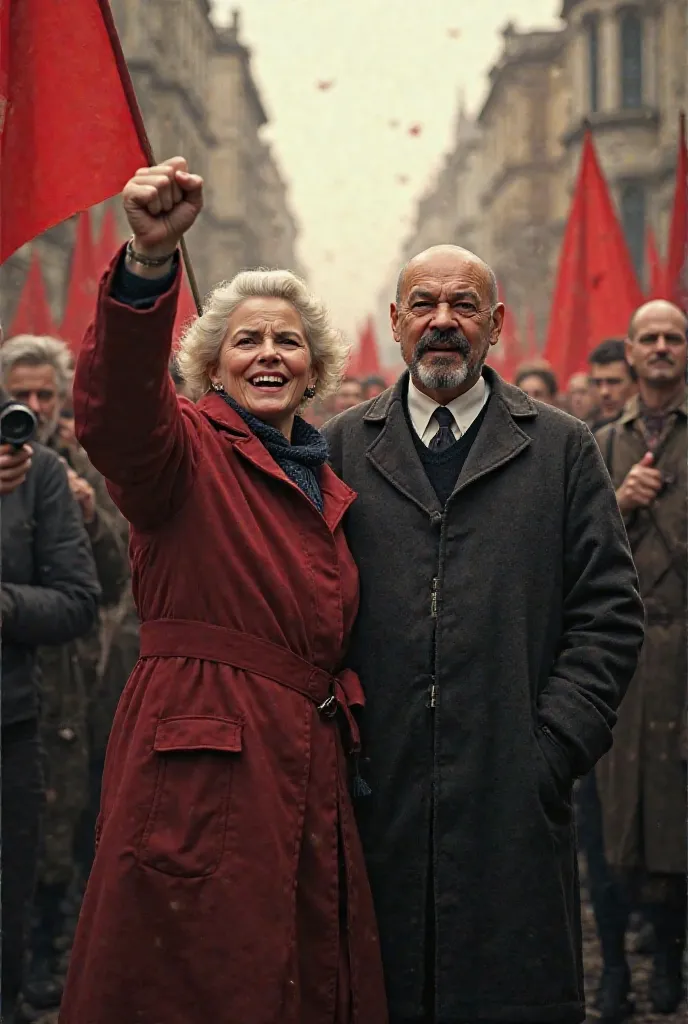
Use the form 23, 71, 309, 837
595, 298, 687, 1016
1, 388, 101, 1022
0, 333, 129, 1015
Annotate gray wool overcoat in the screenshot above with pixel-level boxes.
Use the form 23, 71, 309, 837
323, 367, 644, 1024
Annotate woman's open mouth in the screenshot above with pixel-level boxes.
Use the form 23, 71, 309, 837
249, 374, 288, 391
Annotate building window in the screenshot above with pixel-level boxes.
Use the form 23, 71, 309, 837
586, 18, 600, 113
619, 9, 643, 109
620, 182, 645, 280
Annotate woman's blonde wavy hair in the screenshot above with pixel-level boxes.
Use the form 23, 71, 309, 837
176, 268, 350, 403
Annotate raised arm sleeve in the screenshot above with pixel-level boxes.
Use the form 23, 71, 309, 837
73, 246, 200, 531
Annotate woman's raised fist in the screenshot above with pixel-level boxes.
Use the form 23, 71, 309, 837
122, 156, 204, 259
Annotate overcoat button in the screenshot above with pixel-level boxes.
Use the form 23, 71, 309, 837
430, 512, 442, 527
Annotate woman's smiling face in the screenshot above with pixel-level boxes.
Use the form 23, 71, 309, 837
211, 297, 317, 438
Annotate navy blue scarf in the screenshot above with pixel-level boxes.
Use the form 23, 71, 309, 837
219, 392, 329, 513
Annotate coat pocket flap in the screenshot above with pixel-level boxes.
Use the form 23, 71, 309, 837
153, 716, 243, 754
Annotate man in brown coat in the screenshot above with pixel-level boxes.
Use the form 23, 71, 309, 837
596, 298, 687, 1016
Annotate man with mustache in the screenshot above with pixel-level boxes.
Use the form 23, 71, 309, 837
323, 245, 644, 1024
595, 299, 687, 1016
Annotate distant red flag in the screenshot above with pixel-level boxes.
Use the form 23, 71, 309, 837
665, 112, 687, 310
355, 317, 383, 378
543, 130, 643, 382
8, 250, 56, 338
173, 275, 199, 349
0, 0, 147, 262
645, 226, 666, 299
60, 211, 98, 354
96, 206, 123, 277
490, 281, 520, 382
524, 309, 539, 360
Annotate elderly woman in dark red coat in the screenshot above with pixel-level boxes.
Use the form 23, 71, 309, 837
59, 158, 387, 1024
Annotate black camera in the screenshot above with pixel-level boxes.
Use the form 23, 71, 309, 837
0, 401, 37, 449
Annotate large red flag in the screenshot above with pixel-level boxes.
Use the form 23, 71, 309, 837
646, 226, 666, 299
665, 112, 687, 311
0, 0, 147, 262
7, 249, 56, 337
543, 131, 643, 382
60, 211, 98, 354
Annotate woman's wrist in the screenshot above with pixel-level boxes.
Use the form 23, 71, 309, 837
126, 238, 178, 279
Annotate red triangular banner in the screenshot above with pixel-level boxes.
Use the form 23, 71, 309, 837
543, 130, 644, 384
8, 250, 57, 338
60, 211, 98, 354
645, 227, 667, 299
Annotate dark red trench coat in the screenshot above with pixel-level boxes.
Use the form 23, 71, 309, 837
59, 259, 388, 1024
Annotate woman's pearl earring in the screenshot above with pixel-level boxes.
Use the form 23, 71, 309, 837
303, 385, 317, 400
211, 381, 224, 393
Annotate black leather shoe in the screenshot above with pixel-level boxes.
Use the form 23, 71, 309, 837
595, 964, 634, 1022
649, 948, 684, 1014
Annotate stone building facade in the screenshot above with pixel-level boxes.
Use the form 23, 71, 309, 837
0, 3, 301, 330
382, 0, 687, 353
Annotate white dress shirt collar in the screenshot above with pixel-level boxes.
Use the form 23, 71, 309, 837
407, 374, 490, 447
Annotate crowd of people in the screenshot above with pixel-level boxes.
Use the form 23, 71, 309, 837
0, 155, 685, 1024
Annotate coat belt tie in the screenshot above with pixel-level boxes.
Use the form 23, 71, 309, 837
139, 619, 365, 758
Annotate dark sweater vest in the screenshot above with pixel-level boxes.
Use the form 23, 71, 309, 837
405, 394, 490, 505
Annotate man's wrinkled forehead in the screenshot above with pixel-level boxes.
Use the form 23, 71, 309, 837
631, 310, 687, 340
401, 254, 489, 303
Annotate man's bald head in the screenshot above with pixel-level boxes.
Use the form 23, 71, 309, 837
628, 299, 687, 339
625, 297, 687, 391
396, 245, 498, 308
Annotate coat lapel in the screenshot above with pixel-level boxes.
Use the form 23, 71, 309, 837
452, 372, 534, 498
197, 393, 355, 532
364, 377, 443, 516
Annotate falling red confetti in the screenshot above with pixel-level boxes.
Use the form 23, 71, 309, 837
408, 124, 422, 137
447, 28, 461, 39
317, 80, 335, 91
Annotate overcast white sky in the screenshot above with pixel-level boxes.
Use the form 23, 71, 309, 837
213, 0, 560, 345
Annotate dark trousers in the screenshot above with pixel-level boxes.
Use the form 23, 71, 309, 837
1, 718, 44, 1008
576, 770, 630, 968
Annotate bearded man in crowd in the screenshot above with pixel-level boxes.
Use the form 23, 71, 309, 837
323, 244, 644, 1024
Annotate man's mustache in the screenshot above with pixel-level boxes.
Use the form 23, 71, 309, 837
416, 329, 471, 357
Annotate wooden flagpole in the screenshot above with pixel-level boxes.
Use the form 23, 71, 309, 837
97, 0, 203, 315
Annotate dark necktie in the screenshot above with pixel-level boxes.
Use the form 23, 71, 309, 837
429, 406, 456, 451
